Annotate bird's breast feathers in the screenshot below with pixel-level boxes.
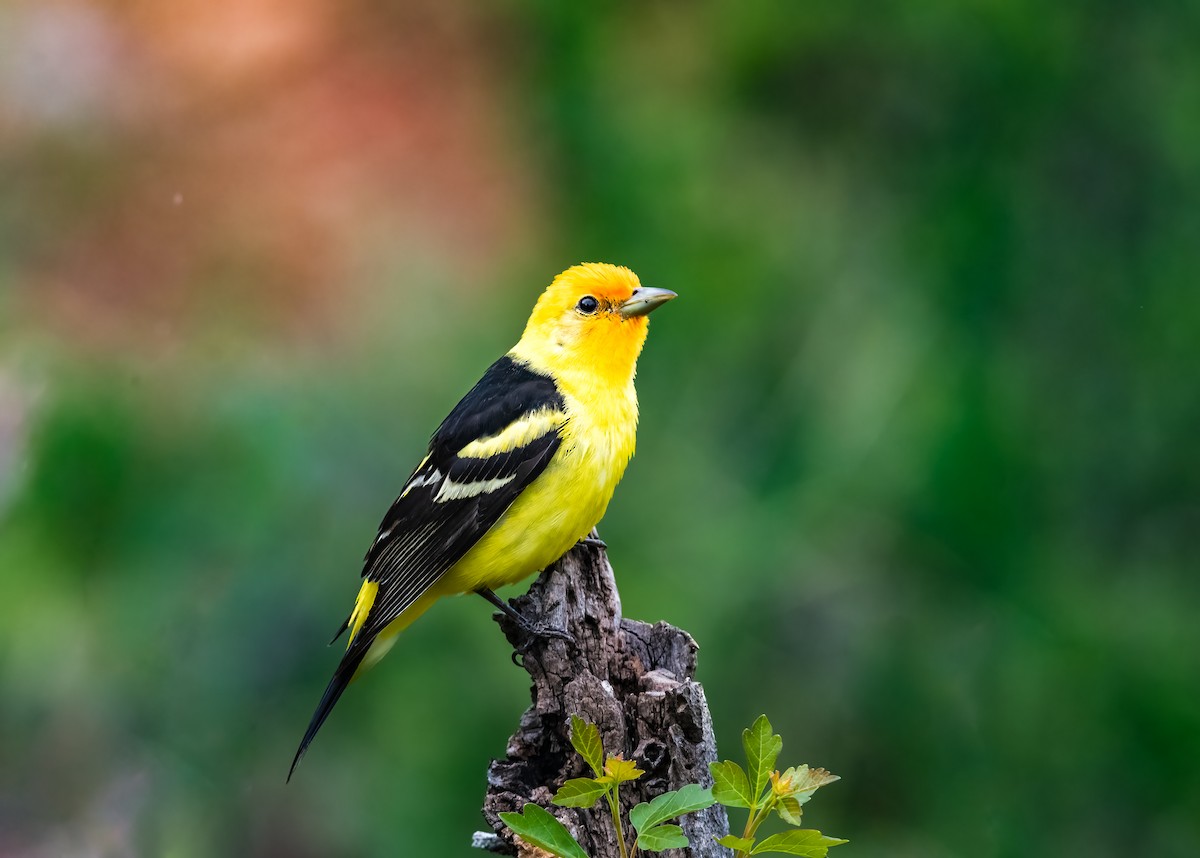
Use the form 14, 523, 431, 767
439, 367, 639, 592
357, 354, 638, 609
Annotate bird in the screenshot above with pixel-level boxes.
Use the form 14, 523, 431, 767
288, 263, 675, 779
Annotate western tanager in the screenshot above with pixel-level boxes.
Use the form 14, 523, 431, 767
289, 263, 675, 778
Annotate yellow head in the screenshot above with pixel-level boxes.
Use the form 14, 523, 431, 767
510, 263, 676, 391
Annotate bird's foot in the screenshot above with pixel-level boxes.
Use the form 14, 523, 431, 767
476, 587, 577, 664
510, 622, 577, 665
576, 527, 607, 551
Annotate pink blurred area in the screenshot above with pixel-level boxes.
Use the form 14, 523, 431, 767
1, 0, 540, 352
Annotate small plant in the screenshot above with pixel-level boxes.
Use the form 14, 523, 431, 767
499, 714, 846, 858
710, 715, 846, 857
501, 715, 714, 857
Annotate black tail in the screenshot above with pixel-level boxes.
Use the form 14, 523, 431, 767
328, 614, 350, 646
288, 642, 370, 782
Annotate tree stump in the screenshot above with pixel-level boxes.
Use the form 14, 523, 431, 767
474, 538, 731, 857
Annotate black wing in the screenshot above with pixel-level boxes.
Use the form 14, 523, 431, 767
356, 354, 567, 635
289, 356, 567, 779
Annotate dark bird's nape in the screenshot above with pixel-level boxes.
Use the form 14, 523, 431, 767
288, 643, 369, 782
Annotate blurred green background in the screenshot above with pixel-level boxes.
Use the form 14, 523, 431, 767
2, 1, 1198, 856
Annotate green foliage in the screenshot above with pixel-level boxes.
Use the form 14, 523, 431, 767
570, 714, 606, 777
743, 715, 784, 801
630, 784, 715, 853
752, 832, 849, 857
502, 715, 839, 858
633, 824, 687, 852
711, 759, 755, 809
719, 834, 757, 852
553, 778, 610, 809
709, 715, 845, 858
498, 804, 590, 858
549, 749, 646, 825
503, 716, 719, 857
629, 784, 715, 832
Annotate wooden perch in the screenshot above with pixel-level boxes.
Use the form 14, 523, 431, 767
474, 537, 731, 857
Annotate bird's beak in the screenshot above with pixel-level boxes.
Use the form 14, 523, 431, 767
619, 286, 677, 318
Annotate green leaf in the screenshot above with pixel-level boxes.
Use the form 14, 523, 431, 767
569, 715, 605, 777
743, 715, 783, 801
709, 760, 754, 808
717, 834, 756, 851
635, 824, 688, 852
498, 804, 590, 858
629, 784, 714, 832
776, 795, 803, 826
750, 830, 848, 856
552, 777, 609, 809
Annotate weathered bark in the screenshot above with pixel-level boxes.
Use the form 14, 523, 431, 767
474, 538, 731, 858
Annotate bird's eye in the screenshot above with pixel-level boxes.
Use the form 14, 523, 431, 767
576, 295, 599, 314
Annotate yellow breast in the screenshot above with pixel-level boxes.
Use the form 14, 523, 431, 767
437, 381, 639, 594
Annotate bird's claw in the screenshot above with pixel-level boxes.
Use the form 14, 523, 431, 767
476, 586, 576, 664
534, 624, 576, 645
510, 622, 577, 665
576, 536, 607, 551
516, 620, 576, 649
